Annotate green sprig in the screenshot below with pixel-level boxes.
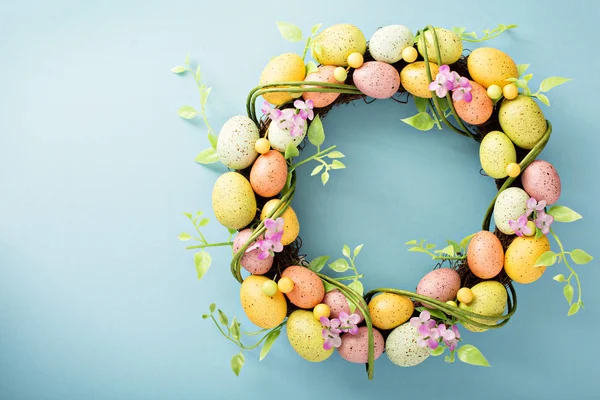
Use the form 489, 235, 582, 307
404, 235, 473, 261
452, 24, 518, 42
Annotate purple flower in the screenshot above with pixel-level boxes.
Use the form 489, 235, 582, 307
410, 310, 440, 349
294, 99, 314, 121
508, 214, 533, 237
451, 85, 472, 102
289, 114, 306, 137
535, 211, 554, 235
428, 65, 454, 98
526, 197, 547, 217
338, 312, 361, 335
264, 217, 284, 235
320, 317, 343, 350
245, 218, 285, 259
438, 324, 461, 351
261, 101, 283, 122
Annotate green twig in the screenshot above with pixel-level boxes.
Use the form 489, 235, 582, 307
186, 242, 233, 250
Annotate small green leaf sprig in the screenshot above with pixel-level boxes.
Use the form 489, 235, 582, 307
451, 24, 518, 42
402, 97, 457, 132
178, 211, 235, 280
202, 303, 285, 376
532, 205, 593, 316
505, 64, 572, 106
171, 54, 218, 164
275, 21, 322, 65
404, 233, 475, 261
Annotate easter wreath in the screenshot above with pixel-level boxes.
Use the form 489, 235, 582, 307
173, 23, 593, 378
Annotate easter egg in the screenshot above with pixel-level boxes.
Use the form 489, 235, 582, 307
250, 150, 288, 198
353, 61, 400, 99
267, 120, 306, 153
499, 95, 547, 149
212, 172, 256, 230
521, 160, 561, 205
467, 231, 505, 279
479, 131, 517, 179
400, 62, 440, 98
369, 25, 414, 64
260, 199, 299, 245
459, 281, 507, 332
494, 187, 530, 235
233, 229, 273, 275
368, 293, 414, 330
302, 66, 340, 108
287, 310, 334, 362
386, 323, 430, 367
216, 116, 259, 169
417, 28, 462, 65
259, 53, 306, 106
453, 81, 493, 125
504, 235, 551, 284
322, 289, 364, 323
312, 24, 367, 67
281, 266, 325, 309
337, 326, 385, 364
467, 47, 518, 89
240, 275, 287, 329
416, 268, 461, 306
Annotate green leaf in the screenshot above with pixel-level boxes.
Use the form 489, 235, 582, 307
447, 239, 461, 253
310, 23, 322, 36
305, 61, 318, 76
228, 228, 237, 235
209, 303, 216, 313
535, 227, 544, 239
404, 240, 418, 245
553, 274, 566, 282
457, 345, 490, 367
547, 205, 582, 222
311, 165, 324, 176
401, 112, 435, 131
540, 77, 572, 92
198, 218, 210, 227
194, 251, 211, 280
230, 318, 240, 341
309, 255, 330, 272
414, 96, 428, 113
276, 21, 303, 42
325, 151, 345, 159
208, 133, 218, 149
353, 244, 363, 258
568, 303, 580, 316
171, 66, 186, 74
570, 249, 593, 265
259, 329, 281, 361
195, 65, 201, 82
178, 233, 192, 241
451, 26, 466, 37
342, 244, 351, 258
195, 147, 220, 164
348, 280, 364, 297
430, 346, 445, 356
564, 284, 574, 304
522, 73, 533, 82
178, 105, 197, 119
425, 243, 436, 250
307, 115, 325, 147
408, 246, 427, 253
329, 258, 350, 273
321, 171, 329, 185
201, 314, 209, 319
534, 251, 557, 267
218, 309, 229, 327
330, 160, 345, 170
230, 353, 245, 376
461, 232, 477, 248
438, 244, 455, 257
517, 64, 530, 77
536, 93, 550, 107
313, 42, 323, 57
284, 142, 300, 159
322, 280, 335, 292
200, 87, 211, 108
184, 53, 190, 66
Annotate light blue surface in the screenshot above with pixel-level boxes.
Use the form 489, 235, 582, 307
1, 0, 599, 399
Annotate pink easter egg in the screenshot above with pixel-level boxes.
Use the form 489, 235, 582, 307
337, 326, 385, 363
353, 61, 400, 99
233, 229, 273, 275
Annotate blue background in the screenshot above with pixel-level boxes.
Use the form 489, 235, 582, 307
1, 0, 599, 399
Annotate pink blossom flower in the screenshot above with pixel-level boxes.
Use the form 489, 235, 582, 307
320, 317, 342, 350
526, 197, 547, 217
338, 312, 361, 335
428, 65, 454, 98
264, 217, 284, 236
535, 211, 554, 235
245, 218, 284, 259
438, 324, 461, 351
508, 214, 533, 237
410, 310, 440, 349
294, 99, 314, 121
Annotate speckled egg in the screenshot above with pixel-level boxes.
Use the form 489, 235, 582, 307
467, 231, 505, 279
312, 24, 367, 67
521, 160, 561, 205
494, 187, 530, 235
369, 25, 414, 64
287, 310, 333, 362
249, 150, 287, 198
504, 235, 550, 284
479, 131, 517, 179
281, 266, 325, 309
259, 53, 306, 106
416, 268, 461, 306
337, 326, 385, 363
211, 172, 257, 230
467, 47, 518, 89
240, 275, 287, 329
453, 80, 493, 125
233, 229, 273, 275
459, 281, 507, 332
368, 293, 414, 330
417, 28, 462, 65
322, 289, 364, 323
499, 95, 547, 149
302, 66, 340, 108
260, 199, 299, 245
400, 62, 440, 98
353, 61, 400, 99
385, 323, 430, 367
267, 120, 306, 153
216, 115, 259, 169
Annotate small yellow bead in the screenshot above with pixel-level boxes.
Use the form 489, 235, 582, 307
525, 221, 536, 236
278, 277, 294, 294
503, 83, 519, 100
446, 300, 458, 307
457, 287, 474, 304
313, 303, 331, 320
261, 280, 278, 297
506, 162, 521, 178
401, 47, 418, 63
487, 84, 502, 100
255, 138, 270, 154
333, 67, 347, 82
347, 52, 364, 69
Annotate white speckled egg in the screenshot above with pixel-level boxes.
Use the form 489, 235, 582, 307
386, 323, 430, 367
337, 326, 384, 364
369, 25, 414, 64
353, 61, 400, 99
216, 116, 259, 169
494, 187, 530, 235
233, 229, 273, 275
267, 120, 307, 152
416, 268, 461, 306
521, 160, 562, 205
322, 289, 364, 323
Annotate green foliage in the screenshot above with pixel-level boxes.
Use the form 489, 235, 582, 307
454, 24, 518, 43
547, 205, 582, 222
195, 147, 220, 164
570, 249, 593, 265
305, 61, 318, 76
276, 21, 303, 42
308, 255, 330, 273
404, 235, 473, 261
171, 66, 186, 74
457, 345, 490, 367
230, 353, 244, 376
284, 142, 300, 160
259, 329, 281, 361
319, 244, 367, 313
194, 251, 212, 280
308, 115, 325, 147
505, 72, 571, 107
401, 112, 435, 131
533, 251, 558, 267
178, 105, 197, 119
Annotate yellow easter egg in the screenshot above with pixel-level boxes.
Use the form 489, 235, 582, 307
311, 24, 367, 67
259, 53, 306, 106
400, 62, 439, 98
212, 172, 257, 230
368, 293, 414, 330
504, 235, 551, 284
240, 275, 287, 329
467, 47, 518, 89
287, 310, 334, 362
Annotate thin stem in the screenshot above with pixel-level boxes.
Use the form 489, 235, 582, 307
290, 145, 336, 170
186, 242, 233, 250
331, 274, 364, 281
551, 229, 582, 303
